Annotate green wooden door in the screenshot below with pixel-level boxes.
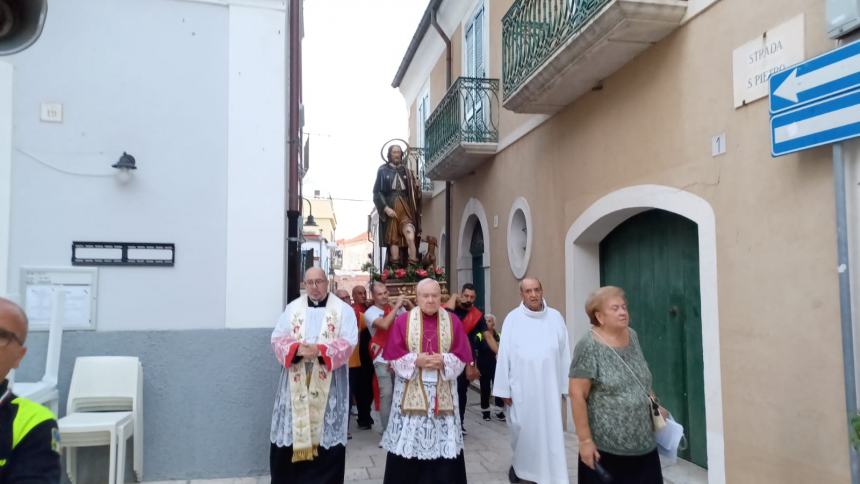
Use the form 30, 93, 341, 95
599, 209, 707, 467
470, 223, 486, 311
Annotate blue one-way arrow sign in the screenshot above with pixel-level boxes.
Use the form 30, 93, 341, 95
771, 88, 860, 156
770, 39, 860, 114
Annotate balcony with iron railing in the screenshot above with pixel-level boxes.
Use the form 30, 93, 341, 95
405, 147, 434, 196
502, 0, 687, 114
424, 77, 500, 180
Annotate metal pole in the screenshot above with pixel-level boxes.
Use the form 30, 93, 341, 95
834, 142, 859, 483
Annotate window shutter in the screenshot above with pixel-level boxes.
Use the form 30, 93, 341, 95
465, 22, 475, 77
475, 7, 485, 77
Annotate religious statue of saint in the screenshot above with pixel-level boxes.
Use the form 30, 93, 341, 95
373, 143, 422, 267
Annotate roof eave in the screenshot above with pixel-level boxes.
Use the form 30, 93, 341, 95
391, 0, 443, 88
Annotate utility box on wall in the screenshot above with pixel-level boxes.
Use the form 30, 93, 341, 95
828, 0, 860, 38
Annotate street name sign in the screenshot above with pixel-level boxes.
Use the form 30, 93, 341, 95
733, 14, 804, 109
771, 88, 860, 156
770, 39, 860, 114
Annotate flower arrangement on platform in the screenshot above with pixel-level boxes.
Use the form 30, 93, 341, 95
369, 263, 446, 283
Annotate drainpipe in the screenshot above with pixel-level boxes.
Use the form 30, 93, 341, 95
285, 0, 302, 304
430, 6, 453, 287
430, 8, 451, 88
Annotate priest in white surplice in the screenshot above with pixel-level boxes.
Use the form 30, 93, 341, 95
270, 267, 358, 484
493, 277, 571, 484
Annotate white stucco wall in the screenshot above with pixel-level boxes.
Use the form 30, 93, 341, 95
0, 62, 10, 299
225, 5, 287, 328
2, 0, 287, 331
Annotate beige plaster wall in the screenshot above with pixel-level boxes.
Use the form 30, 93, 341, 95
415, 0, 849, 481
420, 192, 446, 258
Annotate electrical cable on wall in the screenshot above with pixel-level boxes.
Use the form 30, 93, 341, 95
14, 147, 114, 177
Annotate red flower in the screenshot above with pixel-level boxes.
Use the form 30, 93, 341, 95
394, 268, 407, 279
381, 270, 389, 282
435, 267, 445, 275
416, 269, 428, 278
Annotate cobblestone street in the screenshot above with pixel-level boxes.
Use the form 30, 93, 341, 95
342, 397, 579, 484
143, 389, 707, 484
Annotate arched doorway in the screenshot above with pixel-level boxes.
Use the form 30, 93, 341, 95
457, 198, 491, 313
564, 185, 724, 482
599, 209, 707, 467
469, 223, 486, 311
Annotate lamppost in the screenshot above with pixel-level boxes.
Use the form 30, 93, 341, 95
302, 196, 318, 228
302, 197, 319, 275
289, 197, 319, 302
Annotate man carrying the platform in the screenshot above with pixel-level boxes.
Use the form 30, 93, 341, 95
364, 281, 412, 434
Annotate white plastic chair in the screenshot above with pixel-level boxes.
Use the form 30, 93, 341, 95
13, 290, 64, 414
58, 356, 143, 484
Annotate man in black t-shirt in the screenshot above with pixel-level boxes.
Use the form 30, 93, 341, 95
476, 314, 505, 421
446, 283, 496, 434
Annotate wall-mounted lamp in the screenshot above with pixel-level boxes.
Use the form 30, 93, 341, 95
302, 197, 318, 227
111, 152, 137, 183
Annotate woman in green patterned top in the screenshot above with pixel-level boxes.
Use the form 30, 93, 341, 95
568, 286, 665, 483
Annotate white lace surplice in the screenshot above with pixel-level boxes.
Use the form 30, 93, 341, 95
270, 301, 358, 449
381, 353, 466, 459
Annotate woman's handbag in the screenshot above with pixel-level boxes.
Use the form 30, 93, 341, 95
650, 396, 667, 431
592, 330, 666, 431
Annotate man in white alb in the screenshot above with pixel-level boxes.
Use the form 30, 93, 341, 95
494, 277, 571, 484
270, 267, 358, 484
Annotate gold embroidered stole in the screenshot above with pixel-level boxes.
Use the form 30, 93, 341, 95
288, 296, 341, 462
400, 308, 455, 416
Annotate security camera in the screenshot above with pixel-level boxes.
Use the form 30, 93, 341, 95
0, 0, 47, 56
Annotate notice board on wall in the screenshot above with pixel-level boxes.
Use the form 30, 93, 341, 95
20, 267, 98, 330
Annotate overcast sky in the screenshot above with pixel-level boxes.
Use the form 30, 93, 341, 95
302, 0, 427, 240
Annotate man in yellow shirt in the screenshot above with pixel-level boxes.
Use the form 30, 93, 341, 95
0, 297, 61, 483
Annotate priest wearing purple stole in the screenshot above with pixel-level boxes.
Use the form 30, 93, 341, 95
380, 278, 473, 484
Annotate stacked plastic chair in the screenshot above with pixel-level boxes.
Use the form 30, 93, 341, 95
58, 356, 143, 484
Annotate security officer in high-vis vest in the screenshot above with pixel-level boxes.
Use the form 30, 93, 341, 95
0, 298, 61, 483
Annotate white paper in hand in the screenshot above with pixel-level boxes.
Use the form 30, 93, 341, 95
655, 415, 685, 464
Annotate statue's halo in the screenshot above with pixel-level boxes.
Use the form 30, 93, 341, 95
380, 138, 410, 163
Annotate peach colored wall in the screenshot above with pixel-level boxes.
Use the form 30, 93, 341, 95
412, 0, 849, 482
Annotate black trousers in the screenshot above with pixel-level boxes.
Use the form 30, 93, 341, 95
270, 443, 346, 484
477, 357, 503, 410
577, 448, 662, 484
457, 370, 468, 424
349, 366, 373, 426
383, 451, 467, 484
